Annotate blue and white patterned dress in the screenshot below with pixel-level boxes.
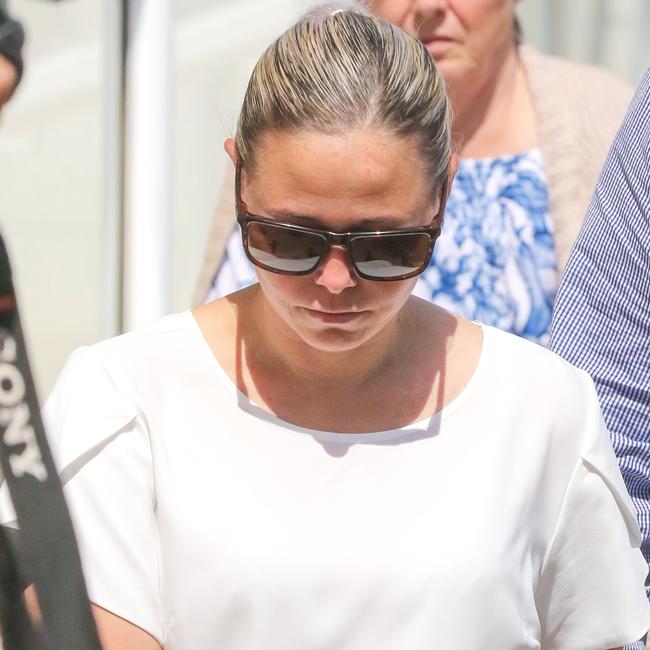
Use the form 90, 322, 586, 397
207, 148, 557, 346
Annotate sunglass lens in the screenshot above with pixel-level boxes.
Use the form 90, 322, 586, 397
247, 222, 326, 273
350, 233, 432, 279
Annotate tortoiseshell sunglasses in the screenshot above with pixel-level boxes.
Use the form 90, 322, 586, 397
235, 163, 447, 281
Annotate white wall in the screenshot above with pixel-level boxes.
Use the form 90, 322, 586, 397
0, 1, 103, 400
518, 0, 650, 86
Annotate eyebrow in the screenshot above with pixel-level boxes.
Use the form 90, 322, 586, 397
264, 209, 422, 230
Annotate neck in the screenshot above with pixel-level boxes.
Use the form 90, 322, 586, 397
448, 44, 537, 158
243, 286, 405, 391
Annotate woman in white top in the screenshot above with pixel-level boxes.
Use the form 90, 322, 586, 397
2, 5, 648, 649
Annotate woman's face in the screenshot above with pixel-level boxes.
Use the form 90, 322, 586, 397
369, 0, 517, 87
235, 129, 443, 354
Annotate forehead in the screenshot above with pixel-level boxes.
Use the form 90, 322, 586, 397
244, 129, 435, 226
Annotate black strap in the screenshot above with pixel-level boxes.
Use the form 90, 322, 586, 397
0, 526, 40, 650
0, 233, 101, 649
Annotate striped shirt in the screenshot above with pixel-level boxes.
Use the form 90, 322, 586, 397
550, 68, 650, 650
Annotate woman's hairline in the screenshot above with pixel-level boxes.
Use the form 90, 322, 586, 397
238, 124, 451, 194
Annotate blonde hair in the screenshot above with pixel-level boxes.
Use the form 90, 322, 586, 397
236, 2, 452, 188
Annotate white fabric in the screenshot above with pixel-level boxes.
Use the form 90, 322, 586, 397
1, 311, 649, 649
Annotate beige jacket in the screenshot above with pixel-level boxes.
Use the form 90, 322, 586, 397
193, 46, 632, 306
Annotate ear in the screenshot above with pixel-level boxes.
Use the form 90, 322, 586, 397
433, 152, 459, 220
224, 138, 237, 167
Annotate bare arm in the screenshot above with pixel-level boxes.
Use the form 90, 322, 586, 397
24, 586, 161, 649
0, 2, 24, 109
92, 604, 162, 650
0, 53, 18, 108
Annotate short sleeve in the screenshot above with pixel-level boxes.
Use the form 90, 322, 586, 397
0, 347, 164, 644
535, 375, 650, 649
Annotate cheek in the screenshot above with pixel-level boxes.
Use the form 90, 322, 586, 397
367, 278, 417, 319
256, 270, 303, 308
369, 0, 414, 29
449, 0, 515, 45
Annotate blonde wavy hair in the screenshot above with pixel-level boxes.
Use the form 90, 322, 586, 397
235, 2, 452, 189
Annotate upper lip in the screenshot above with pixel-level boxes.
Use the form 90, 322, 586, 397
305, 307, 363, 314
421, 33, 453, 43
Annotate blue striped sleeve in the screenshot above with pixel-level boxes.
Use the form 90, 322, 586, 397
550, 68, 650, 594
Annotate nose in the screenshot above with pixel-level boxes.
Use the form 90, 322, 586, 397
415, 0, 448, 10
413, 0, 448, 28
372, 0, 447, 35
314, 245, 358, 294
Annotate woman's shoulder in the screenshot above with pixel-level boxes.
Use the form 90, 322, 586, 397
93, 310, 193, 353
520, 44, 632, 143
519, 46, 634, 270
479, 324, 597, 409
75, 310, 200, 379
410, 301, 594, 418
51, 311, 203, 418
482, 323, 584, 373
520, 44, 633, 109
42, 311, 211, 476
84, 298, 243, 394
474, 327, 606, 482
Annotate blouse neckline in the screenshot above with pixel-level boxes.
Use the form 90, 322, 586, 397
185, 310, 491, 444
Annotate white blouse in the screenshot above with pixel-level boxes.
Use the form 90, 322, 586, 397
1, 311, 648, 649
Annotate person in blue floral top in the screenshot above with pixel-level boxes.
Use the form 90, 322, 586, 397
417, 151, 554, 343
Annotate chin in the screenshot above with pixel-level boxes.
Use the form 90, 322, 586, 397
435, 58, 458, 78
296, 325, 378, 355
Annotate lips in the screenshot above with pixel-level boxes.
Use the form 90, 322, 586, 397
420, 35, 454, 56
301, 307, 367, 324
